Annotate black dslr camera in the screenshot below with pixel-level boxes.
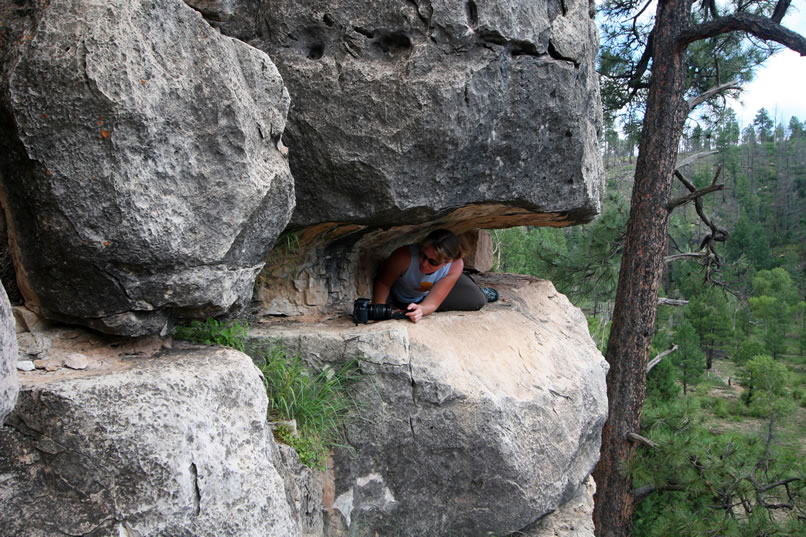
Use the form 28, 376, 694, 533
352, 298, 408, 324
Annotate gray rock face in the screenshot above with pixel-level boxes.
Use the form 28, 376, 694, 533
0, 345, 299, 537
524, 476, 596, 537
273, 440, 326, 537
0, 0, 294, 336
254, 273, 608, 537
0, 283, 18, 425
244, 0, 603, 228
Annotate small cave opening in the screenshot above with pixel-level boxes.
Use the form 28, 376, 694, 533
466, 1, 479, 27
372, 31, 412, 56
307, 43, 325, 60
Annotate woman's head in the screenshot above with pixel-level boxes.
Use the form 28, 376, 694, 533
419, 229, 462, 264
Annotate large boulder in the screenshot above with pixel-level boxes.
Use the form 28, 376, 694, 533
0, 0, 294, 336
0, 343, 299, 537
241, 0, 603, 228
253, 273, 609, 536
0, 282, 18, 425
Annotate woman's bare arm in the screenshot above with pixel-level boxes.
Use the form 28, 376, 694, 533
373, 246, 410, 304
406, 258, 463, 323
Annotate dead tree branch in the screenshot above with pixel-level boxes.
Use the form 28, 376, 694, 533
665, 252, 709, 263
676, 150, 719, 168
687, 80, 742, 111
647, 344, 678, 372
633, 482, 686, 504
667, 161, 730, 286
658, 297, 688, 306
628, 432, 659, 448
667, 183, 725, 211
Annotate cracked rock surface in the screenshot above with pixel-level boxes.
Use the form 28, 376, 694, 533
251, 273, 608, 537
205, 0, 603, 228
0, 344, 299, 537
1, 283, 18, 425
0, 0, 294, 336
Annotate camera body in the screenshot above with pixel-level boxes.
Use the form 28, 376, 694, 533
353, 298, 407, 324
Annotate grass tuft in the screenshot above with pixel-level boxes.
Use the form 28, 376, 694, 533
173, 318, 249, 352
174, 319, 361, 470
250, 340, 361, 470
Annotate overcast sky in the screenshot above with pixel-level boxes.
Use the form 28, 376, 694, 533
730, 4, 806, 128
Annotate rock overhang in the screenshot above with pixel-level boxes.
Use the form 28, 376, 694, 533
212, 0, 604, 230
0, 0, 604, 337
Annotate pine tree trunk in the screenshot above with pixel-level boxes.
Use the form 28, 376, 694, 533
592, 1, 694, 535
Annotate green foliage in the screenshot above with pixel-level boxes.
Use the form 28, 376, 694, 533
273, 423, 328, 469
749, 268, 799, 359
175, 319, 361, 470
586, 314, 611, 354
646, 357, 680, 403
174, 318, 249, 352
672, 319, 706, 395
502, 91, 806, 532
727, 213, 774, 270
753, 108, 775, 143
250, 341, 361, 470
752, 267, 800, 304
735, 337, 767, 366
738, 354, 791, 414
684, 287, 733, 368
493, 192, 627, 313
632, 397, 806, 537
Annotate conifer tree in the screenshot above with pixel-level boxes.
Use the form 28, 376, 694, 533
592, 2, 806, 535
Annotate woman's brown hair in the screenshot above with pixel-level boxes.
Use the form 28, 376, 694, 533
420, 229, 463, 262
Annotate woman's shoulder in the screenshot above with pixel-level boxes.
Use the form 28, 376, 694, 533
383, 245, 413, 277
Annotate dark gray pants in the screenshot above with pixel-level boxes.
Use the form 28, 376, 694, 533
437, 273, 487, 311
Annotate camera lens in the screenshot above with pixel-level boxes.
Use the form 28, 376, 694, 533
367, 303, 394, 321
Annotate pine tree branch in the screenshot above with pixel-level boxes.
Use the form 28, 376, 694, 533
771, 0, 792, 24
758, 477, 801, 493
628, 432, 659, 448
678, 12, 806, 54
647, 344, 678, 372
676, 150, 719, 168
667, 184, 725, 210
687, 81, 742, 111
664, 252, 708, 263
670, 165, 730, 283
633, 482, 686, 504
658, 297, 689, 306
629, 29, 655, 89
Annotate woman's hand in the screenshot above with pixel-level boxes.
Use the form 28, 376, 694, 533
406, 303, 424, 323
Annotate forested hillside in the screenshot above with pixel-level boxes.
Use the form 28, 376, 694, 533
494, 109, 806, 535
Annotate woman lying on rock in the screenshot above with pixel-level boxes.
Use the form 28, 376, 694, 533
373, 229, 497, 323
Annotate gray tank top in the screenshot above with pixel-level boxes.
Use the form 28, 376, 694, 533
390, 245, 452, 304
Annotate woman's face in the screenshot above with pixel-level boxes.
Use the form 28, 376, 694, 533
419, 246, 448, 275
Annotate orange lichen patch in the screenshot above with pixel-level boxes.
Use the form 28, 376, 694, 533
44, 169, 51, 176
103, 241, 111, 247
97, 120, 103, 126
100, 129, 110, 139
141, 79, 148, 85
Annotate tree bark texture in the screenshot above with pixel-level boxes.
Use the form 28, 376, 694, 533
592, 1, 695, 535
